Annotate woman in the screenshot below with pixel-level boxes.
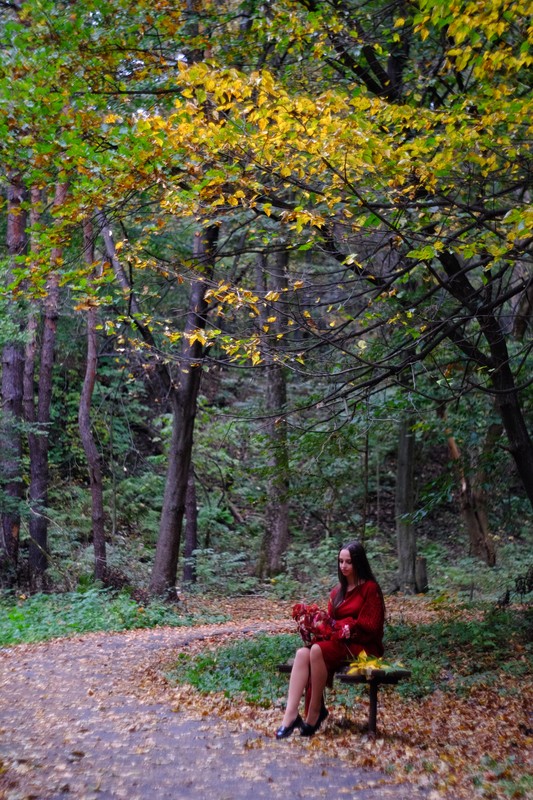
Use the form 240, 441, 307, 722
276, 540, 385, 739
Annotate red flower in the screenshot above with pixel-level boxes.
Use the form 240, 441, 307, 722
291, 602, 337, 645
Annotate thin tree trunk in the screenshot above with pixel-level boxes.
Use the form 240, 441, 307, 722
0, 176, 27, 571
149, 225, 218, 597
256, 250, 290, 576
479, 311, 533, 507
96, 210, 142, 317
264, 356, 290, 574
23, 189, 45, 579
24, 184, 68, 580
512, 278, 533, 340
446, 432, 497, 566
182, 467, 198, 584
78, 219, 107, 581
396, 417, 417, 593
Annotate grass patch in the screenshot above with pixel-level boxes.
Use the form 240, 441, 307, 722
0, 588, 228, 646
168, 633, 300, 706
386, 604, 532, 697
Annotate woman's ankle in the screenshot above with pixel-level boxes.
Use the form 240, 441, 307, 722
305, 710, 319, 726
282, 709, 299, 725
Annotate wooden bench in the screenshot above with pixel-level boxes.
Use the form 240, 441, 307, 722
278, 660, 411, 737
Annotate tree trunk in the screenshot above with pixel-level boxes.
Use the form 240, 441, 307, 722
395, 417, 417, 593
182, 466, 198, 584
23, 188, 44, 580
78, 219, 107, 581
256, 250, 290, 576
439, 252, 533, 510
478, 311, 533, 508
415, 556, 429, 593
24, 184, 68, 581
264, 357, 290, 574
490, 360, 533, 508
512, 278, 533, 340
149, 225, 218, 597
446, 431, 497, 566
0, 176, 27, 572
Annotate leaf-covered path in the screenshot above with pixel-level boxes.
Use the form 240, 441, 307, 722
0, 606, 431, 800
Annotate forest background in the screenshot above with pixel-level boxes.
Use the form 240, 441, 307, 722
0, 0, 532, 605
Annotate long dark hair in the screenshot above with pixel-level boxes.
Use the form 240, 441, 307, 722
332, 540, 381, 608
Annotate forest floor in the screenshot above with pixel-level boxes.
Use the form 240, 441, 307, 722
0, 596, 530, 800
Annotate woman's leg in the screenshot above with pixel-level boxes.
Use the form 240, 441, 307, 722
281, 647, 310, 726
305, 644, 328, 726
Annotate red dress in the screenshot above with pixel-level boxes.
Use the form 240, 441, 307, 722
316, 580, 385, 675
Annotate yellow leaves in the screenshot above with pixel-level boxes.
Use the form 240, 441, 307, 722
264, 291, 280, 302
135, 117, 151, 134
282, 208, 326, 233
215, 188, 248, 209
205, 282, 259, 315
74, 297, 100, 312
219, 334, 262, 366
347, 650, 404, 675
163, 328, 182, 344
185, 328, 208, 347
344, 254, 362, 268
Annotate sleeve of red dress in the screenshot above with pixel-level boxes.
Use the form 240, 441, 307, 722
346, 582, 384, 644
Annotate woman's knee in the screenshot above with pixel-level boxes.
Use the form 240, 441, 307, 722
309, 643, 323, 660
295, 646, 310, 663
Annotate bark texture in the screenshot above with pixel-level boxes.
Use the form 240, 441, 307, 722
446, 432, 497, 566
256, 251, 290, 576
396, 417, 417, 593
78, 219, 107, 581
182, 467, 198, 584
0, 176, 27, 570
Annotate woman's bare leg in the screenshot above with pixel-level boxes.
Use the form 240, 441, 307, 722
305, 644, 328, 726
281, 647, 310, 726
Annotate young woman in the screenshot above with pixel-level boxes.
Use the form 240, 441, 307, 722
276, 540, 385, 739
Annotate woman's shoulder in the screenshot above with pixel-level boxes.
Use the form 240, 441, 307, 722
361, 579, 381, 595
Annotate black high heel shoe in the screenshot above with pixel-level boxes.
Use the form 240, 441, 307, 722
275, 714, 303, 740
300, 704, 329, 737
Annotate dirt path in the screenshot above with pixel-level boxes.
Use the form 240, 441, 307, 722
0, 617, 433, 800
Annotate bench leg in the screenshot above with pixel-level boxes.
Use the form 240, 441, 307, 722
368, 681, 378, 737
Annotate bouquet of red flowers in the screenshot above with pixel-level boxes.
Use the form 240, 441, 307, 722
291, 602, 338, 645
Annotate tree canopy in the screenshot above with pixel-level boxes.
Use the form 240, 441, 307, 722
1, 0, 532, 590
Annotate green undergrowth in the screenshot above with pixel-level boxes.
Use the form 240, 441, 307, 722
386, 604, 532, 697
0, 588, 228, 646
168, 633, 300, 706
168, 604, 532, 706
